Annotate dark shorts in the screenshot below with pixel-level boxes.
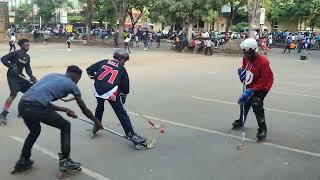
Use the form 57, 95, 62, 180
7, 76, 32, 96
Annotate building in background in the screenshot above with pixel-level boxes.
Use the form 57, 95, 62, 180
0, 0, 9, 33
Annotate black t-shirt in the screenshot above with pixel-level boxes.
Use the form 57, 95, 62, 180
86, 59, 129, 96
1, 50, 33, 78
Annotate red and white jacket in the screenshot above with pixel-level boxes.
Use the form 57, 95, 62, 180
242, 54, 274, 92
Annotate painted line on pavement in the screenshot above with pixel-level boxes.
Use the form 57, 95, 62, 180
128, 113, 320, 158
271, 90, 320, 99
191, 96, 320, 118
10, 136, 111, 180
275, 80, 320, 87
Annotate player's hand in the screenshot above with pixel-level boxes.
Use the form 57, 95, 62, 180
238, 88, 254, 104
120, 93, 127, 104
66, 109, 77, 118
238, 68, 246, 82
30, 76, 37, 83
109, 95, 116, 101
94, 119, 104, 130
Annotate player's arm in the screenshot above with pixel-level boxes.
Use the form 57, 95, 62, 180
1, 51, 17, 68
86, 60, 104, 79
74, 95, 103, 128
119, 67, 130, 104
119, 67, 130, 94
50, 103, 77, 118
25, 62, 37, 82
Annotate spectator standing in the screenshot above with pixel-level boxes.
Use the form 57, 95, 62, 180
205, 38, 213, 55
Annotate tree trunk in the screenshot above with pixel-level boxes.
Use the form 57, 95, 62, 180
186, 21, 194, 42
85, 0, 94, 38
129, 10, 145, 31
111, 0, 128, 44
247, 0, 262, 38
225, 4, 235, 34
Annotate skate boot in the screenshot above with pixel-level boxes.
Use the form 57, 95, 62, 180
58, 153, 81, 178
0, 111, 9, 126
256, 128, 267, 142
11, 157, 34, 174
91, 125, 100, 138
128, 132, 147, 150
232, 119, 243, 130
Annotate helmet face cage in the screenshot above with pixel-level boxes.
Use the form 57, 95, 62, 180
240, 38, 258, 61
242, 48, 257, 61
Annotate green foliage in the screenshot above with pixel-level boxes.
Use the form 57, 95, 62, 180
94, 0, 117, 24
231, 22, 248, 31
265, 0, 320, 28
14, 3, 33, 26
33, 0, 70, 25
68, 15, 85, 23
149, 0, 219, 26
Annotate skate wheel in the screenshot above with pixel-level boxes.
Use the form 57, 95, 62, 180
146, 138, 157, 149
58, 172, 66, 179
135, 144, 143, 150
236, 144, 244, 150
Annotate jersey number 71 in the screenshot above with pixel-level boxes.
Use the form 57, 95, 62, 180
97, 65, 119, 84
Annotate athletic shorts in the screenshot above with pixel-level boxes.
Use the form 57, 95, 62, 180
7, 76, 32, 96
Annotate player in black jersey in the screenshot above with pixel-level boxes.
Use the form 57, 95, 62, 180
86, 49, 146, 145
0, 39, 37, 125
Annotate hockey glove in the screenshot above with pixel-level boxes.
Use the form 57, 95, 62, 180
120, 93, 127, 104
30, 76, 37, 83
238, 88, 254, 103
237, 68, 246, 82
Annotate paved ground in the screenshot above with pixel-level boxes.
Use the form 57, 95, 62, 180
0, 42, 319, 180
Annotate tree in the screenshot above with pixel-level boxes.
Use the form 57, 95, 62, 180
287, 0, 320, 29
265, 0, 320, 30
224, 0, 246, 34
201, 9, 218, 31
149, 0, 220, 41
247, 0, 263, 37
111, 0, 129, 38
14, 3, 33, 26
127, 0, 155, 30
79, 0, 96, 37
231, 22, 248, 32
94, 0, 117, 27
34, 0, 70, 27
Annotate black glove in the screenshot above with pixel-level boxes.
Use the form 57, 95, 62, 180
120, 93, 127, 104
30, 76, 37, 83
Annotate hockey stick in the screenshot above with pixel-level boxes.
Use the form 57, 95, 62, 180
237, 82, 246, 150
19, 74, 34, 84
77, 117, 156, 149
124, 103, 161, 129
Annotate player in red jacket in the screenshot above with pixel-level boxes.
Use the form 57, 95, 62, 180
232, 38, 274, 141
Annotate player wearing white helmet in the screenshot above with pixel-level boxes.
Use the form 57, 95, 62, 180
233, 38, 274, 142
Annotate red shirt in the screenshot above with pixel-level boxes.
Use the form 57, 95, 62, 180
242, 54, 274, 92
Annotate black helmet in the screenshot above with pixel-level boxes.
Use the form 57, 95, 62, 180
113, 49, 129, 61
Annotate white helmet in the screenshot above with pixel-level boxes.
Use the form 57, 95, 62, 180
240, 38, 258, 52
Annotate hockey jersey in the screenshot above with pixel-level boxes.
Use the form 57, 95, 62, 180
242, 54, 274, 92
86, 59, 129, 100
